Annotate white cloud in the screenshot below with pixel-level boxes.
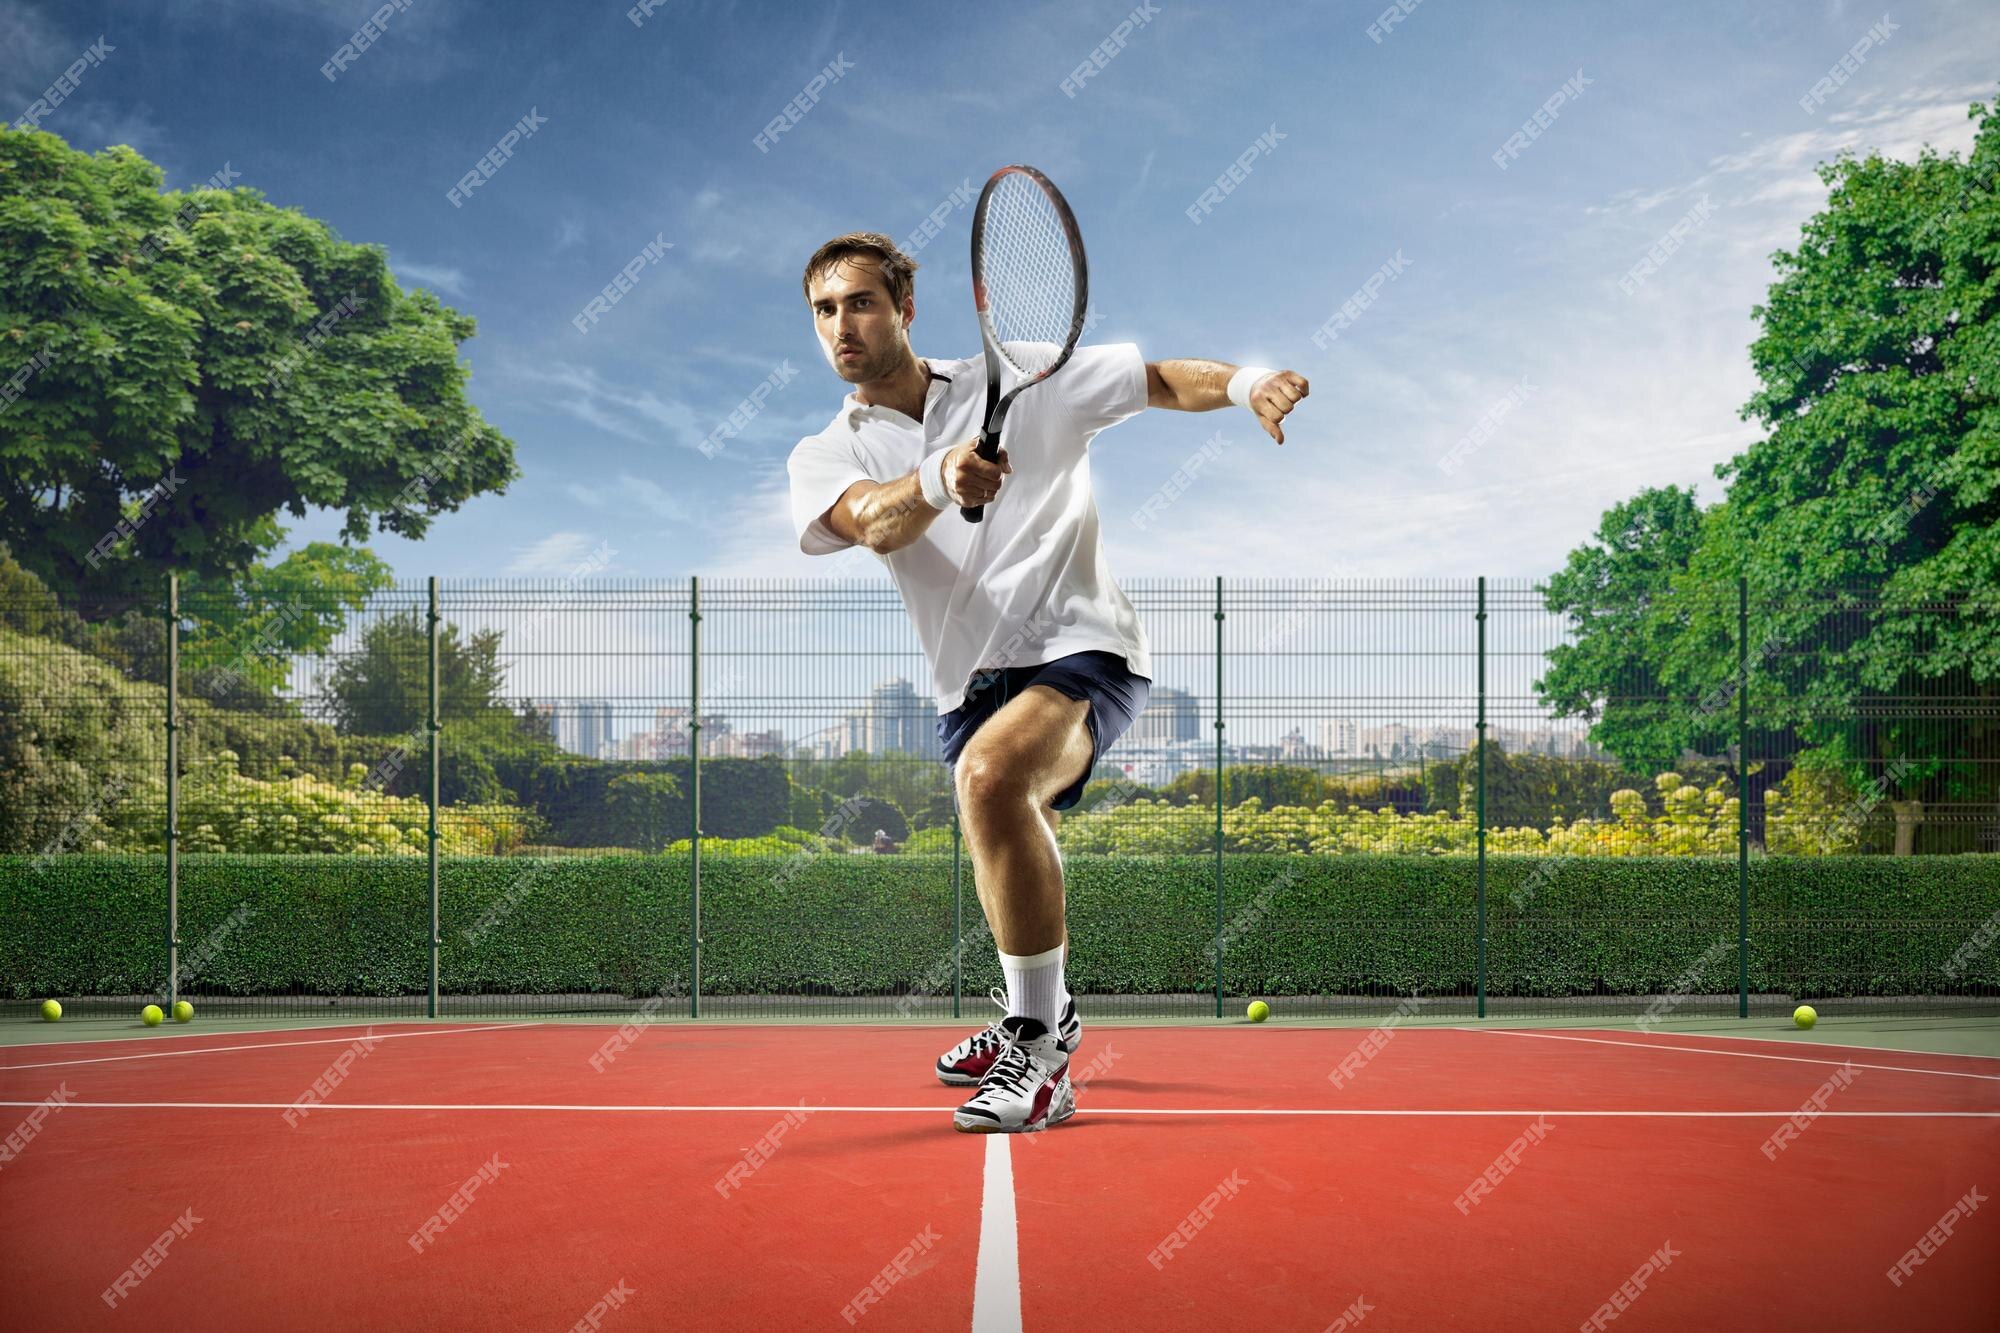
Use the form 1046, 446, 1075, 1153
0, 3, 77, 105
563, 474, 692, 523
700, 467, 886, 580
391, 260, 470, 297
507, 360, 824, 462
506, 531, 613, 576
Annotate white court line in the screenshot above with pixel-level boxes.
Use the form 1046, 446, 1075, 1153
1582, 1026, 2000, 1063
1, 1101, 1993, 1117
1458, 1027, 2000, 1082
0, 1024, 537, 1072
972, 1137, 1023, 1333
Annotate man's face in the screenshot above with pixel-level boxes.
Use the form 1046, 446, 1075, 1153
808, 256, 913, 384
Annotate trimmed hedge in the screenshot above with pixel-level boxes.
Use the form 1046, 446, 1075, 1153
3, 854, 1996, 1000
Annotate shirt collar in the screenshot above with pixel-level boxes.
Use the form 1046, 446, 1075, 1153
843, 360, 954, 430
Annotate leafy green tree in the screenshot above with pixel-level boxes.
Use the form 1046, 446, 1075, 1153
812, 750, 950, 826
787, 776, 828, 831
1224, 763, 1332, 809
1732, 101, 1999, 595
0, 542, 60, 635
910, 788, 957, 832
1537, 487, 1713, 771
1540, 98, 2000, 791
322, 610, 505, 735
846, 795, 908, 845
0, 534, 390, 704
606, 771, 683, 852
182, 534, 395, 701
0, 127, 517, 605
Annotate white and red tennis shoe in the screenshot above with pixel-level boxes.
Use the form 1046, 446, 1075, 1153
935, 988, 1080, 1087
951, 1015, 1075, 1134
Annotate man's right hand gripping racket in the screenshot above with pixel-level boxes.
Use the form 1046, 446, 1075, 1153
963, 164, 1090, 523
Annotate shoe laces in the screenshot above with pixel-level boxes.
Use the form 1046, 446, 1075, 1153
977, 1025, 1045, 1096
959, 988, 1010, 1057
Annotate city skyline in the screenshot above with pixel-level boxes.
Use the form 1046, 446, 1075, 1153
531, 678, 1609, 772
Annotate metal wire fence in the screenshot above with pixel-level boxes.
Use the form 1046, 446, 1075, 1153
2, 576, 1996, 1022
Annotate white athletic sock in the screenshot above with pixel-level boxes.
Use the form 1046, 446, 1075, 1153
999, 944, 1065, 1031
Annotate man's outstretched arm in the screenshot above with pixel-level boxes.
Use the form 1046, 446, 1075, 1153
821, 438, 1012, 553
1145, 359, 1310, 444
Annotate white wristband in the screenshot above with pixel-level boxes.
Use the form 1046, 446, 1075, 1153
918, 447, 955, 510
1226, 365, 1275, 410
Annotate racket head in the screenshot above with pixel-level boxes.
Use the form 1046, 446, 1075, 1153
970, 164, 1089, 411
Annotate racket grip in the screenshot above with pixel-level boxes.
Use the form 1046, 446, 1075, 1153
961, 429, 1003, 523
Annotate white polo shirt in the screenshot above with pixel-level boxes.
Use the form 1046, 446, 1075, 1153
787, 342, 1154, 714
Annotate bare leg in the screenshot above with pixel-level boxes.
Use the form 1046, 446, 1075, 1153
954, 685, 1094, 957
1039, 805, 1069, 955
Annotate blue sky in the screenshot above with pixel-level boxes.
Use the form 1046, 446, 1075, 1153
6, 0, 1998, 586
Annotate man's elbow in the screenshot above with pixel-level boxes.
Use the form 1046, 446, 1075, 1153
821, 483, 873, 551
836, 509, 888, 554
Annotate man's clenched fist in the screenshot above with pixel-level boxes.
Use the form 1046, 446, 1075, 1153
944, 438, 1011, 507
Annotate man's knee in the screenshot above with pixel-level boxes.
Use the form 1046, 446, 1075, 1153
957, 750, 1032, 811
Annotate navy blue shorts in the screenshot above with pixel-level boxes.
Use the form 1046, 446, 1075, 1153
937, 650, 1151, 812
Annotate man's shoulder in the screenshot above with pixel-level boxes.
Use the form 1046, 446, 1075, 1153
927, 354, 979, 383
789, 406, 860, 463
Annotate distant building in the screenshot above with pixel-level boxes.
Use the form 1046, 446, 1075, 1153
714, 729, 786, 759
1277, 728, 1326, 762
1128, 686, 1201, 745
564, 701, 614, 758
824, 677, 942, 760
1113, 739, 1216, 788
614, 706, 731, 759
1320, 718, 1362, 756
1361, 722, 1413, 755
531, 698, 618, 758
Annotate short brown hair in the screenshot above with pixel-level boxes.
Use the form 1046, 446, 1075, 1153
802, 232, 919, 311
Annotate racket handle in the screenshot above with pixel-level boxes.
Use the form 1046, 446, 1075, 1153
961, 428, 1003, 523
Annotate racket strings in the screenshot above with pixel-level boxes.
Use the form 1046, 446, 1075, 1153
978, 173, 1079, 378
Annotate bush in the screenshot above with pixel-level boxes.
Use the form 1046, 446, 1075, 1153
0, 624, 164, 855
522, 754, 790, 845
845, 795, 907, 845
904, 825, 954, 854
1047, 772, 1744, 857
605, 771, 683, 852
1765, 763, 1880, 855
788, 778, 827, 831
172, 752, 536, 855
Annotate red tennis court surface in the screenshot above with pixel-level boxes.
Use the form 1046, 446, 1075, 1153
2, 1021, 1994, 1330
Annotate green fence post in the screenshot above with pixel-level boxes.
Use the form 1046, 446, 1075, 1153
1738, 576, 1750, 1019
166, 573, 180, 1012
427, 576, 441, 1019
690, 576, 702, 1019
1213, 574, 1225, 1020
1476, 576, 1487, 1020
951, 794, 963, 1020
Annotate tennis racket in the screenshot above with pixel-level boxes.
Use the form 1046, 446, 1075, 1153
963, 164, 1090, 523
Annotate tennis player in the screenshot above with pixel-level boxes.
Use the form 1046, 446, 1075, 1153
787, 233, 1307, 1132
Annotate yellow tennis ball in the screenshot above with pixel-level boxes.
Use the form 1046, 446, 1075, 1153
172, 1000, 194, 1023
141, 1004, 164, 1026
40, 999, 61, 1022
1793, 1004, 1818, 1029
1247, 1000, 1271, 1023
